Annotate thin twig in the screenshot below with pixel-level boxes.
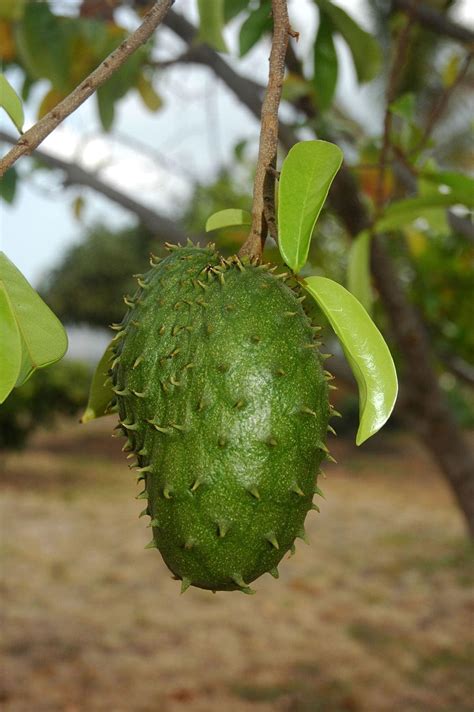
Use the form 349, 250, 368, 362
239, 0, 291, 262
413, 51, 473, 155
0, 0, 174, 177
0, 129, 187, 242
375, 17, 413, 214
393, 0, 474, 46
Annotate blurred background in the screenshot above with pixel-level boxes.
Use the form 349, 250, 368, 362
1, 0, 473, 710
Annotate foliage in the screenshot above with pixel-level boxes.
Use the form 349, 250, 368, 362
0, 73, 24, 131
182, 168, 253, 248
303, 276, 397, 444
0, 359, 91, 450
38, 170, 253, 330
0, 252, 68, 403
277, 140, 343, 274
0, 1, 161, 132
399, 229, 474, 366
40, 224, 155, 328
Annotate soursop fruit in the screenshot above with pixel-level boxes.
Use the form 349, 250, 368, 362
110, 244, 334, 593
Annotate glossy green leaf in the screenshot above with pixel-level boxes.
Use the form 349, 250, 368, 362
303, 276, 398, 445
0, 167, 17, 204
81, 340, 115, 423
347, 230, 373, 314
278, 140, 343, 273
198, 0, 227, 52
0, 74, 24, 132
239, 1, 272, 57
205, 208, 252, 232
0, 253, 68, 389
313, 11, 338, 110
0, 284, 21, 403
316, 0, 381, 83
376, 193, 468, 232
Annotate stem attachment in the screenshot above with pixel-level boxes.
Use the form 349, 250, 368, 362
239, 0, 291, 262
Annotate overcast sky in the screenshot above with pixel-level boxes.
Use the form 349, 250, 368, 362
1, 0, 472, 288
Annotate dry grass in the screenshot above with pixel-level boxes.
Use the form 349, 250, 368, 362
1, 419, 473, 712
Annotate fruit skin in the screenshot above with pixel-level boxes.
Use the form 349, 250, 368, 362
111, 245, 331, 593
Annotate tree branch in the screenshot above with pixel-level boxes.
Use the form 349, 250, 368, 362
393, 0, 474, 45
413, 51, 473, 155
0, 130, 187, 244
0, 0, 174, 177
441, 354, 474, 388
239, 0, 291, 262
375, 16, 414, 214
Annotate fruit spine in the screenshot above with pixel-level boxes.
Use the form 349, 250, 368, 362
110, 244, 336, 593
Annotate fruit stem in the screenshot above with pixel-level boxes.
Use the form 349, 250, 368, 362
239, 0, 292, 263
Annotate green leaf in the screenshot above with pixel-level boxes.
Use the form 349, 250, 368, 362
0, 283, 21, 403
313, 11, 338, 110
442, 52, 460, 88
14, 3, 70, 92
205, 208, 252, 232
420, 170, 474, 208
198, 0, 227, 52
389, 92, 416, 122
347, 230, 373, 314
95, 34, 144, 131
224, 0, 249, 22
282, 74, 313, 103
376, 193, 469, 232
316, 0, 381, 83
21, 75, 36, 102
37, 87, 64, 120
81, 340, 115, 423
303, 276, 398, 445
0, 167, 17, 204
234, 138, 247, 161
137, 74, 163, 112
278, 140, 343, 273
72, 195, 85, 221
0, 252, 68, 389
0, 73, 24, 132
239, 1, 272, 57
97, 84, 115, 132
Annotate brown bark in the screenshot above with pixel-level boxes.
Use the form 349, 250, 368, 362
371, 239, 474, 534
240, 0, 291, 262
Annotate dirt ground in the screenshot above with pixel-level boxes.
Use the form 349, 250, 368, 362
1, 418, 473, 712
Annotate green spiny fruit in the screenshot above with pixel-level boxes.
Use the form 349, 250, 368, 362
111, 244, 333, 594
